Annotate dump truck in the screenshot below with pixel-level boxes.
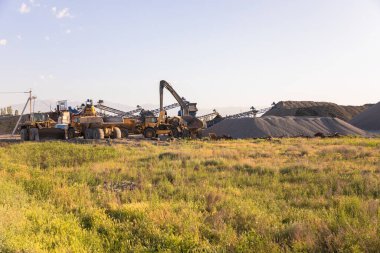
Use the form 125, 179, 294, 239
60, 100, 123, 140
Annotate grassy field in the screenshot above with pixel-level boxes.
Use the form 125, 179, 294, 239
0, 138, 379, 252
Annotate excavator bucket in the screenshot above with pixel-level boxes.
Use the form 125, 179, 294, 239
182, 115, 203, 129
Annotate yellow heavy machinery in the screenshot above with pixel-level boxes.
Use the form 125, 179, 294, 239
19, 113, 66, 141
159, 80, 203, 138
125, 80, 202, 139
8, 90, 65, 141
120, 110, 180, 138
64, 100, 122, 140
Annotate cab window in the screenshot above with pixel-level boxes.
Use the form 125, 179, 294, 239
146, 117, 157, 123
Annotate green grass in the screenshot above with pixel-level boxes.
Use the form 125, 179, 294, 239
0, 138, 379, 252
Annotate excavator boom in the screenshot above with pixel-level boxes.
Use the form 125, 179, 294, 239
160, 80, 196, 116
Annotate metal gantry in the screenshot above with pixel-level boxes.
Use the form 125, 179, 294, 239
95, 101, 273, 120
94, 101, 181, 117
225, 106, 272, 119
150, 103, 180, 116
197, 109, 219, 122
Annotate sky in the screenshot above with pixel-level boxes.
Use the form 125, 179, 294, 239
0, 0, 380, 110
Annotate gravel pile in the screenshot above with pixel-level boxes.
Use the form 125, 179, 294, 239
203, 116, 368, 138
264, 101, 372, 121
350, 102, 380, 131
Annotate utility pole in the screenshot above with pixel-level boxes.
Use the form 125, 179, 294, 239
12, 92, 33, 136
0, 90, 34, 136
29, 89, 32, 121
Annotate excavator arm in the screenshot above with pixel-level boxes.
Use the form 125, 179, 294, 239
159, 80, 203, 135
159, 80, 190, 115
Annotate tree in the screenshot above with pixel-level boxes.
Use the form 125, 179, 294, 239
6, 106, 12, 115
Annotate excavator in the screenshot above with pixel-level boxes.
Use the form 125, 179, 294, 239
127, 80, 203, 139
158, 80, 203, 138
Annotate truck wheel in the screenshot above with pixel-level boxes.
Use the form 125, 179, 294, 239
85, 128, 93, 139
182, 129, 190, 138
112, 127, 122, 139
29, 128, 39, 141
20, 128, 29, 141
93, 128, 105, 140
124, 129, 129, 138
143, 128, 156, 139
68, 128, 75, 139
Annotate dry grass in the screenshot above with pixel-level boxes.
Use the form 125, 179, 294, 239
0, 138, 379, 252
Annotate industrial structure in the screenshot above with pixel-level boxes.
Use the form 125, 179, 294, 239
5, 80, 216, 141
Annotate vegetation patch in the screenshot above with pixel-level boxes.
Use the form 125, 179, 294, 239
0, 138, 379, 252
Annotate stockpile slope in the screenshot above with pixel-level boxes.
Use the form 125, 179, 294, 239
350, 102, 380, 131
203, 116, 368, 138
263, 101, 372, 121
0, 115, 27, 135
0, 112, 58, 135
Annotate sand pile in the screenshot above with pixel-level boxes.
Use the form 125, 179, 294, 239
350, 102, 380, 131
203, 116, 368, 138
264, 101, 371, 121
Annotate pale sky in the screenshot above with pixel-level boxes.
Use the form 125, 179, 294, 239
0, 0, 380, 109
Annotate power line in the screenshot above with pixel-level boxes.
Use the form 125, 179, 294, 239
0, 91, 30, 94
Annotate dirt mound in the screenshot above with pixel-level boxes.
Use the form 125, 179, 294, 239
263, 101, 372, 121
0, 112, 59, 135
0, 115, 28, 135
350, 102, 380, 131
202, 116, 368, 139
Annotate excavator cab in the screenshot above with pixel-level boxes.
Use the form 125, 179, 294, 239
188, 103, 198, 117
33, 113, 49, 123
145, 116, 158, 125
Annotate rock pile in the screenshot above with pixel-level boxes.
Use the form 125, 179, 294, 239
350, 102, 380, 132
263, 101, 372, 122
203, 116, 368, 139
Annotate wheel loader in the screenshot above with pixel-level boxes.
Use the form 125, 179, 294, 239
120, 110, 182, 139
19, 113, 66, 141
141, 111, 185, 138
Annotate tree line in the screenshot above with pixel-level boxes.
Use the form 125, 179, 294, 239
0, 106, 19, 116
